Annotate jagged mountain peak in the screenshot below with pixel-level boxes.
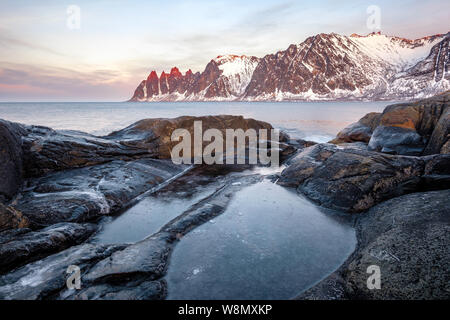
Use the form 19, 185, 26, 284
129, 31, 449, 102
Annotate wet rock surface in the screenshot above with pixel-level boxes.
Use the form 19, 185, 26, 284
279, 143, 432, 212
2, 115, 277, 179
298, 190, 450, 300
279, 138, 450, 213
15, 159, 186, 227
0, 243, 125, 300
0, 222, 97, 274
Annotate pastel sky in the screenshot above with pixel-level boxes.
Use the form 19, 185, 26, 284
0, 0, 448, 101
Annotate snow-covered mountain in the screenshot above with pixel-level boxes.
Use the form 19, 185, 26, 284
129, 32, 450, 102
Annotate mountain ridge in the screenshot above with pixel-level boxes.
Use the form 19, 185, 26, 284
129, 31, 450, 102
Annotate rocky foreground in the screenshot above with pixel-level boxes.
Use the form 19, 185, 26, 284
0, 92, 449, 300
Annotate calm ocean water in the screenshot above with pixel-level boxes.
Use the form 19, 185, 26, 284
0, 101, 389, 142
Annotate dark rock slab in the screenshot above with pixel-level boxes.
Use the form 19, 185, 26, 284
0, 222, 97, 274
15, 159, 187, 227
0, 243, 125, 300
421, 154, 450, 190
21, 126, 157, 177
66, 280, 167, 300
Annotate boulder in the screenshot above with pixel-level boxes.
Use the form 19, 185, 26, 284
330, 91, 450, 156
368, 125, 426, 156
0, 222, 97, 274
330, 112, 381, 144
107, 115, 278, 159
0, 120, 26, 202
380, 92, 448, 135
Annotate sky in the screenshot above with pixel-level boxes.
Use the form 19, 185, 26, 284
0, 0, 448, 101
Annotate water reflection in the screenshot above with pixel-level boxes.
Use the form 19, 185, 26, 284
166, 180, 356, 300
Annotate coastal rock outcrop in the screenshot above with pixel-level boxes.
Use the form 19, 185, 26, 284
278, 143, 449, 212
1, 115, 284, 228
107, 115, 280, 159
12, 115, 283, 178
331, 91, 450, 156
